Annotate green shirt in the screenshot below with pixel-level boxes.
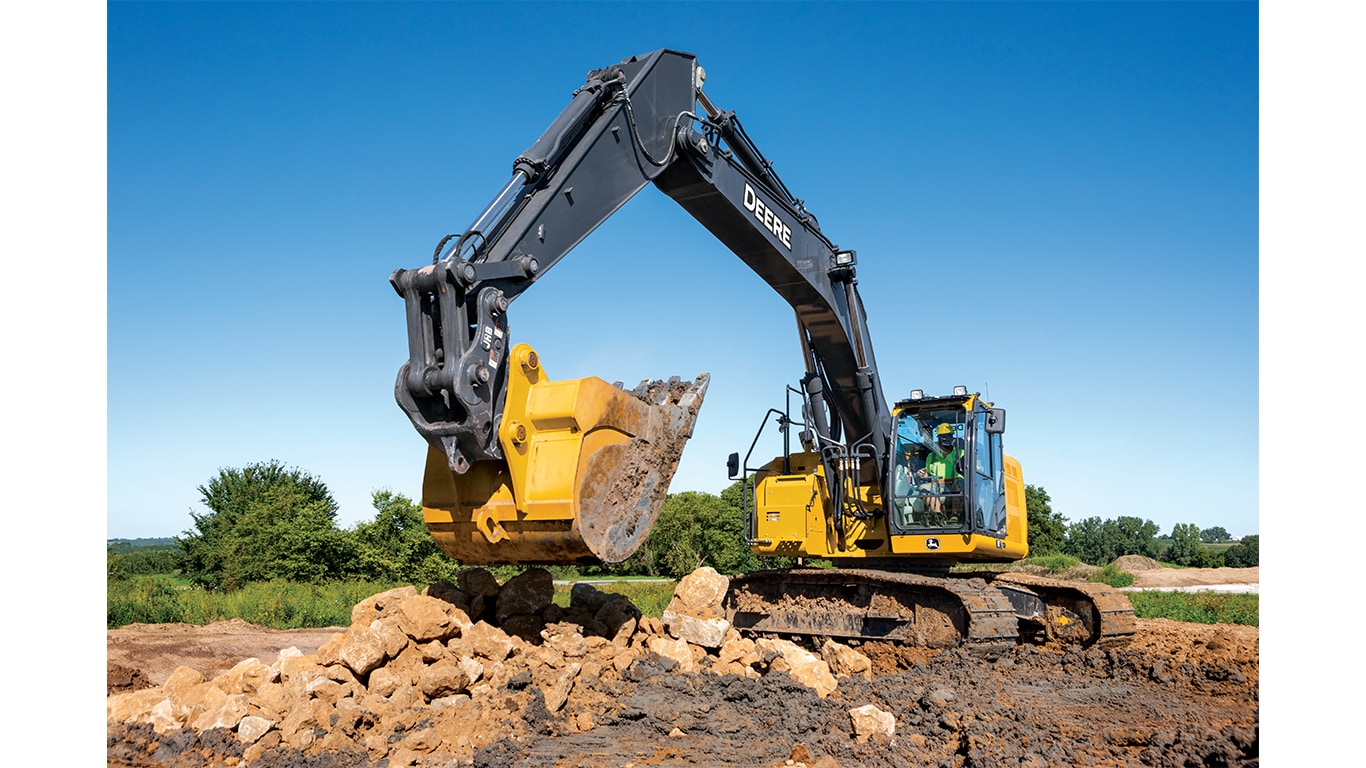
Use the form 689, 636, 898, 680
924, 447, 961, 481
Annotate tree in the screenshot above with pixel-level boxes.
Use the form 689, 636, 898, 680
350, 490, 459, 584
620, 489, 758, 579
1201, 526, 1232, 543
1063, 516, 1116, 564
177, 460, 356, 590
1024, 485, 1067, 555
107, 549, 181, 580
1164, 522, 1208, 567
1113, 516, 1161, 558
1063, 515, 1160, 565
720, 477, 801, 570
1223, 534, 1259, 567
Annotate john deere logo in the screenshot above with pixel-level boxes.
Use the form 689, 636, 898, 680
926, 537, 940, 550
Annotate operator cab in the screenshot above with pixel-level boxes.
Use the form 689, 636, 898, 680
889, 388, 1008, 538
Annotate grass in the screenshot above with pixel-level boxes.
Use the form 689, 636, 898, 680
108, 576, 407, 629
553, 580, 677, 618
108, 574, 680, 629
110, 569, 1257, 629
1127, 590, 1258, 626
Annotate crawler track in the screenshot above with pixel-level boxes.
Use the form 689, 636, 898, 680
989, 571, 1138, 646
724, 568, 1020, 654
724, 568, 1138, 651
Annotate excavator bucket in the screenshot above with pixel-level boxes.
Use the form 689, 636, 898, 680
421, 343, 709, 565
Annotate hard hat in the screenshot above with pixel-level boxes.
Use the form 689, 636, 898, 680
936, 423, 953, 435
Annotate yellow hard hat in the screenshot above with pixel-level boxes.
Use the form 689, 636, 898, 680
936, 423, 953, 435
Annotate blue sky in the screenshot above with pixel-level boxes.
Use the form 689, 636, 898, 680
98, 1, 1262, 541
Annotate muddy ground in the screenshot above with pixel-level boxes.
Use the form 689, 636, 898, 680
107, 569, 1259, 767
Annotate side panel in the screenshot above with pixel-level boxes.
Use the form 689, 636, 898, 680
750, 453, 895, 560
1002, 454, 1029, 555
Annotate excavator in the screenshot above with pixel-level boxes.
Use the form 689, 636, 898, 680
389, 49, 1135, 651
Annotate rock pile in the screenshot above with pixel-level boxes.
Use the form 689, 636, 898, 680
107, 567, 881, 767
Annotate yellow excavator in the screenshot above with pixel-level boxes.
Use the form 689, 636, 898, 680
389, 49, 1134, 650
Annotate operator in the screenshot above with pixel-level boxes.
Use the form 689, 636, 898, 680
917, 423, 962, 486
915, 424, 961, 522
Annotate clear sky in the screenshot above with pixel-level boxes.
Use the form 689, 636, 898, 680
100, 1, 1260, 540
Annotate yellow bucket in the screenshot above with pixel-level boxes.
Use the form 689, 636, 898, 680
421, 343, 709, 565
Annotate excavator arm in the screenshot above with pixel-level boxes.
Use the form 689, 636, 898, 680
390, 49, 891, 564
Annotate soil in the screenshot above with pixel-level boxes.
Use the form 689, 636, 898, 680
1126, 563, 1259, 590
107, 567, 1259, 767
107, 618, 347, 693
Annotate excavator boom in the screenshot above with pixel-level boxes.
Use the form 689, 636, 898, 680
390, 49, 1135, 648
390, 49, 886, 565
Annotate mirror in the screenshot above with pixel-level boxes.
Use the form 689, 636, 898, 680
985, 408, 1006, 435
726, 452, 740, 479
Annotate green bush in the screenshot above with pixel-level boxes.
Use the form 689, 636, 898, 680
107, 575, 189, 626
1223, 535, 1259, 567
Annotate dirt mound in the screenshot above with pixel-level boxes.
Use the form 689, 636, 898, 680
1114, 554, 1163, 570
108, 620, 344, 689
1130, 566, 1259, 589
107, 568, 1259, 767
108, 663, 153, 694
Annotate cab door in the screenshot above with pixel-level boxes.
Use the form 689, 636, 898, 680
969, 405, 1007, 535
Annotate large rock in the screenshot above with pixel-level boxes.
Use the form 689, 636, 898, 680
366, 666, 404, 698
278, 654, 328, 688
350, 586, 418, 627
755, 638, 838, 698
596, 599, 641, 647
849, 704, 895, 741
423, 580, 470, 613
717, 636, 759, 667
495, 568, 555, 622
191, 692, 250, 731
665, 567, 729, 619
458, 568, 503, 622
395, 594, 468, 642
162, 664, 206, 693
538, 662, 581, 712
820, 639, 872, 679
419, 660, 471, 700
465, 621, 515, 662
662, 610, 730, 649
316, 625, 389, 676
457, 655, 485, 686
250, 681, 293, 722
569, 582, 610, 612
213, 657, 276, 694
237, 715, 275, 744
501, 613, 546, 643
646, 635, 698, 673
107, 689, 180, 734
